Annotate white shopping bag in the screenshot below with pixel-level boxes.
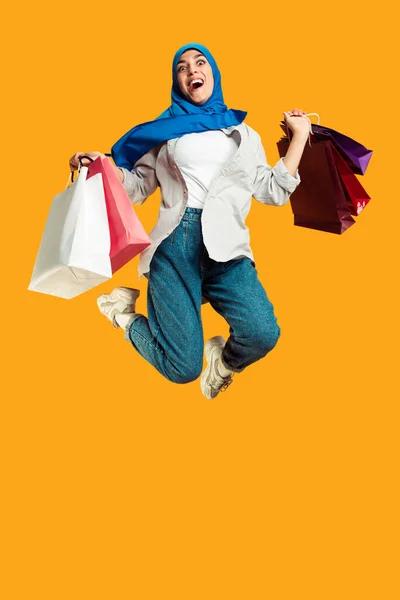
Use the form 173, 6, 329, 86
28, 165, 112, 299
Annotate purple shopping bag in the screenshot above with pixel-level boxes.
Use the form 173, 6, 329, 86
280, 121, 373, 175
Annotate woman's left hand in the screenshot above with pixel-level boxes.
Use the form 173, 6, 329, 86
282, 108, 310, 139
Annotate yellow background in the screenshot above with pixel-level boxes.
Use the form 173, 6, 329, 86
1, 1, 399, 598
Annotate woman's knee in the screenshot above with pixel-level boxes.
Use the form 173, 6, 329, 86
165, 357, 203, 384
248, 321, 281, 355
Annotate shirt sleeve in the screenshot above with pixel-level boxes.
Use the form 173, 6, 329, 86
118, 145, 160, 205
253, 134, 301, 206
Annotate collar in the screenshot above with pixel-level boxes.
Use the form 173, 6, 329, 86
222, 125, 239, 133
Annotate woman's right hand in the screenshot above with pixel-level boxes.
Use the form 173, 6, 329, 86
69, 151, 105, 172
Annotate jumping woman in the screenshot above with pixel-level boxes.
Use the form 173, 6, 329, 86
69, 42, 310, 399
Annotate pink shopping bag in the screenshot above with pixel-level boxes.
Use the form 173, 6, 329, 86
87, 156, 151, 273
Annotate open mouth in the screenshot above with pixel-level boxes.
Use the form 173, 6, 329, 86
189, 79, 204, 92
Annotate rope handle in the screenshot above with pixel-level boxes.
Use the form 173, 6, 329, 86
65, 155, 94, 189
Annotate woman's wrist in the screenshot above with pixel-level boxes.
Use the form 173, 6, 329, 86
283, 133, 308, 176
290, 131, 309, 144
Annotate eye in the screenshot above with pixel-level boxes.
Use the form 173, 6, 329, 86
177, 59, 206, 73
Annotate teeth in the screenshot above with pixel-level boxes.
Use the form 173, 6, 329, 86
190, 79, 203, 88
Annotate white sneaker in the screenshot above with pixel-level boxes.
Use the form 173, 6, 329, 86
200, 336, 234, 400
97, 287, 140, 329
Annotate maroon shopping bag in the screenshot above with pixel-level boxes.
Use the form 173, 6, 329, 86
277, 137, 356, 234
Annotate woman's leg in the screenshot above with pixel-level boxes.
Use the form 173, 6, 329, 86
125, 208, 205, 384
202, 256, 281, 373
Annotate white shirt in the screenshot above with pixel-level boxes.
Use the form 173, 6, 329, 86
174, 130, 239, 209
119, 123, 301, 279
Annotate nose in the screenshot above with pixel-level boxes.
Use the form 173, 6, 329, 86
188, 66, 198, 76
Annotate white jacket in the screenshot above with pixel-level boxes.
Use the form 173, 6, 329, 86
119, 122, 301, 279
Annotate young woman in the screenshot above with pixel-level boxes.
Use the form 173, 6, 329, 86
69, 42, 310, 399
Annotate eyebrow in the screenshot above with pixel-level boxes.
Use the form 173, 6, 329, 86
177, 53, 205, 66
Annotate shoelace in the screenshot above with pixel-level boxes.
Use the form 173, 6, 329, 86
208, 348, 235, 395
212, 369, 234, 393
219, 377, 234, 392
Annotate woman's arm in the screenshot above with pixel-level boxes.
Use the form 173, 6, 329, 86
118, 145, 161, 205
251, 109, 310, 205
281, 109, 310, 176
69, 146, 160, 205
282, 132, 309, 176
252, 134, 301, 206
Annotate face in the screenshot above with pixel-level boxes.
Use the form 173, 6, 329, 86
176, 49, 214, 105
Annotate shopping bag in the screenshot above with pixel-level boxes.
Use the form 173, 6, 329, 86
280, 120, 373, 175
277, 137, 356, 234
330, 143, 371, 216
28, 165, 112, 299
86, 156, 151, 273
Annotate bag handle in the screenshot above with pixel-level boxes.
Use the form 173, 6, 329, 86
66, 155, 94, 189
284, 112, 320, 147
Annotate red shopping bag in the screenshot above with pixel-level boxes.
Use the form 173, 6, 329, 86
86, 156, 151, 272
330, 144, 371, 216
277, 137, 356, 234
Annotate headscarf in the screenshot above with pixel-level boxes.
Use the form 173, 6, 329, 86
109, 42, 247, 170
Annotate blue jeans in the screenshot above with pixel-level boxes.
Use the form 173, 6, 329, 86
125, 207, 281, 384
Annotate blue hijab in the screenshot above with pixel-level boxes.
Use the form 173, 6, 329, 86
109, 43, 247, 170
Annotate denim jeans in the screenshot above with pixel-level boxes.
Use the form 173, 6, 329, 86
125, 207, 281, 384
